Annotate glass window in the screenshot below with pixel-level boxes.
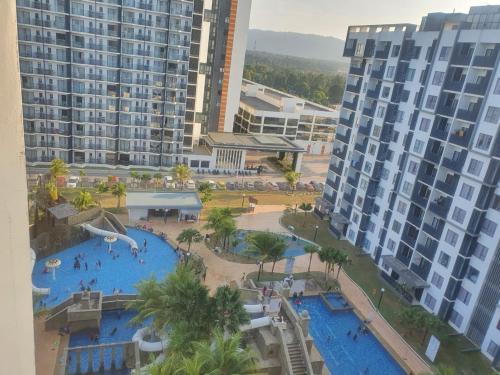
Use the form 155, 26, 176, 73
392, 220, 401, 233
438, 251, 450, 267
368, 144, 376, 155
424, 293, 437, 310
449, 309, 463, 328
406, 68, 416, 81
481, 218, 497, 237
431, 272, 444, 289
439, 47, 451, 61
457, 287, 472, 305
459, 183, 474, 200
372, 125, 382, 137
391, 45, 400, 57
386, 66, 395, 79
382, 87, 390, 98
402, 181, 413, 195
452, 207, 466, 224
494, 78, 500, 95
466, 265, 480, 283
387, 239, 396, 251
476, 133, 493, 151
474, 243, 488, 261
397, 201, 407, 214
419, 118, 431, 132
413, 139, 424, 153
485, 106, 500, 124
408, 161, 418, 174
467, 158, 483, 176
445, 229, 459, 246
487, 341, 499, 357
425, 95, 438, 109
376, 106, 386, 118
381, 168, 389, 180
432, 71, 445, 86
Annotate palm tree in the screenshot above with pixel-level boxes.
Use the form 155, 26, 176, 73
154, 172, 163, 190
174, 164, 192, 187
204, 208, 233, 247
111, 181, 126, 208
197, 182, 213, 204
334, 251, 349, 280
247, 232, 286, 273
304, 244, 319, 273
46, 179, 58, 202
49, 158, 68, 179
130, 170, 139, 187
177, 228, 203, 252
218, 217, 236, 250
195, 330, 257, 375
318, 246, 337, 280
284, 171, 301, 194
298, 202, 313, 225
141, 173, 152, 188
78, 169, 86, 186
73, 190, 94, 211
211, 286, 249, 333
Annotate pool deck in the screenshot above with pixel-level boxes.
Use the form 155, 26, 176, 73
113, 206, 430, 375
34, 316, 61, 375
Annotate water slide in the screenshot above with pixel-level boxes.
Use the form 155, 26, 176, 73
240, 316, 272, 332
80, 223, 138, 251
31, 248, 50, 295
132, 327, 169, 352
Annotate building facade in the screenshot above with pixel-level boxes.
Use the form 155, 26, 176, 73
17, 0, 251, 169
234, 80, 338, 155
322, 7, 500, 364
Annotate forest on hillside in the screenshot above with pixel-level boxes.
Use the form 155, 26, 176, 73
243, 51, 346, 107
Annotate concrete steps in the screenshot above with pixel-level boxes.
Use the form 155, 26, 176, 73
287, 342, 307, 375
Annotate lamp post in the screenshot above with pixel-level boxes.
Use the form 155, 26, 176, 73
257, 260, 263, 281
313, 225, 319, 242
377, 288, 385, 310
185, 252, 191, 265
241, 193, 246, 207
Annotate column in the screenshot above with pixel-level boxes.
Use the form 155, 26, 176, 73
292, 152, 303, 173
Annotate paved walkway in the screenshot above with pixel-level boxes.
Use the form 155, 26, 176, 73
34, 317, 60, 375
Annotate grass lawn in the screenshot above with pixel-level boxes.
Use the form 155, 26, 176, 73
281, 212, 494, 375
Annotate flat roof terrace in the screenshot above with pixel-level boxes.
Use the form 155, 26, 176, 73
240, 93, 280, 112
205, 132, 305, 153
126, 192, 203, 210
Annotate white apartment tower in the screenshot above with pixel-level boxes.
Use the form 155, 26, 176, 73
321, 7, 500, 365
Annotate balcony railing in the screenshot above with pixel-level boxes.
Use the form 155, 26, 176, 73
464, 72, 491, 96
456, 102, 481, 123
422, 220, 444, 240
435, 174, 459, 196
449, 126, 474, 147
428, 196, 451, 219
472, 47, 499, 68
442, 151, 466, 173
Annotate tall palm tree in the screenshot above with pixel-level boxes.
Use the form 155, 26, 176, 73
318, 246, 337, 280
73, 190, 94, 211
211, 286, 249, 333
334, 251, 349, 280
218, 217, 236, 250
195, 330, 257, 375
177, 228, 203, 252
304, 244, 319, 273
298, 202, 313, 225
204, 208, 233, 247
247, 232, 286, 273
49, 158, 68, 179
154, 172, 163, 190
174, 164, 192, 187
284, 171, 301, 194
111, 181, 126, 208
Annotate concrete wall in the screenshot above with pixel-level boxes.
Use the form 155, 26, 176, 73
0, 1, 36, 373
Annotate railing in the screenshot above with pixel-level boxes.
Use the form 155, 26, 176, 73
276, 327, 294, 375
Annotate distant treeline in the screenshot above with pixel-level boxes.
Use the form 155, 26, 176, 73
243, 50, 346, 107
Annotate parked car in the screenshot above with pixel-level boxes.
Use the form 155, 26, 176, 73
66, 176, 80, 188
266, 181, 279, 191
164, 175, 175, 189
186, 180, 196, 190
277, 182, 289, 191
207, 180, 218, 190
296, 182, 306, 191
254, 181, 266, 191
217, 181, 226, 190
245, 181, 255, 190
226, 181, 235, 190
236, 181, 245, 190
304, 183, 315, 192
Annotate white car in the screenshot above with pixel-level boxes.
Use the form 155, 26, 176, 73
186, 180, 196, 190
207, 180, 217, 190
164, 175, 175, 188
66, 176, 80, 188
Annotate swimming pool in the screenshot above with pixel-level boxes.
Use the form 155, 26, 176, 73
32, 228, 178, 308
291, 295, 405, 375
232, 230, 312, 258
67, 310, 152, 374
323, 292, 349, 309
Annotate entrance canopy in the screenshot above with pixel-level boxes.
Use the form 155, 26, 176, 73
126, 192, 202, 224
381, 255, 428, 289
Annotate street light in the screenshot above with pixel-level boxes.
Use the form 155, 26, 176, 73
257, 260, 263, 281
241, 193, 246, 207
377, 288, 385, 310
313, 225, 319, 242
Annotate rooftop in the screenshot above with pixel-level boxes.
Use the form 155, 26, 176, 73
205, 132, 305, 153
47, 203, 78, 220
126, 192, 203, 210
240, 94, 280, 112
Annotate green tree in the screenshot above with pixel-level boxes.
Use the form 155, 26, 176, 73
197, 182, 213, 204
398, 307, 420, 337
318, 246, 337, 280
298, 202, 313, 225
204, 208, 234, 248
211, 286, 249, 333
177, 228, 203, 252
72, 190, 94, 211
49, 158, 68, 179
130, 170, 139, 187
334, 251, 349, 280
154, 172, 163, 190
141, 173, 152, 188
111, 181, 126, 208
46, 179, 58, 202
218, 217, 237, 251
174, 164, 192, 187
96, 181, 109, 193
247, 232, 286, 273
284, 171, 301, 194
78, 169, 86, 186
304, 244, 319, 273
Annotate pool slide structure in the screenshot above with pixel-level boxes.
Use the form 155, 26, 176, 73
80, 223, 138, 251
132, 327, 169, 352
31, 248, 50, 295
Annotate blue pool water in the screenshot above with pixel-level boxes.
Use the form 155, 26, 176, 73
33, 228, 178, 308
292, 296, 405, 375
67, 310, 152, 374
324, 292, 349, 309
233, 230, 311, 257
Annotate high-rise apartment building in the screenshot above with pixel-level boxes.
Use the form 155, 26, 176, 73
16, 0, 251, 168
322, 6, 500, 364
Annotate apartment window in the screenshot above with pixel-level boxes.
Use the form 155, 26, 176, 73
449, 309, 464, 328
432, 71, 445, 86
395, 110, 404, 123
382, 87, 390, 98
494, 78, 500, 95
402, 181, 412, 195
476, 133, 493, 151
439, 47, 451, 61
356, 196, 363, 207
438, 251, 450, 268
376, 106, 386, 118
368, 144, 376, 155
367, 221, 375, 233
372, 125, 382, 137
363, 239, 371, 251
352, 213, 360, 224
457, 287, 472, 305
348, 229, 356, 241
487, 341, 499, 357
413, 139, 424, 154
445, 229, 459, 246
431, 272, 444, 289
391, 45, 400, 57
466, 265, 480, 283
386, 66, 395, 79
407, 161, 418, 175
459, 183, 474, 200
406, 68, 416, 82
359, 179, 368, 191
376, 186, 384, 199
364, 162, 372, 174
397, 201, 407, 214
424, 293, 437, 310
481, 218, 497, 237
387, 239, 396, 252
392, 220, 402, 234
467, 158, 483, 176
485, 106, 500, 124
473, 243, 488, 261
425, 95, 438, 110
419, 118, 431, 132
381, 168, 389, 180
452, 207, 466, 224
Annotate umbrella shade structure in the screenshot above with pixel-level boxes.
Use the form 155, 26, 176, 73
45, 258, 61, 280
104, 236, 117, 253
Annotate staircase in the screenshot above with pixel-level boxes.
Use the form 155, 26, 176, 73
287, 342, 308, 375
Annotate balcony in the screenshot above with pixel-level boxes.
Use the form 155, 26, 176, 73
339, 113, 354, 127
362, 106, 376, 118
443, 76, 465, 92
430, 124, 449, 141
464, 72, 491, 96
442, 151, 466, 172
329, 162, 343, 175
472, 46, 499, 68
436, 101, 457, 117
407, 210, 423, 228
416, 241, 438, 261
344, 190, 356, 204
370, 64, 386, 79
435, 174, 459, 195
424, 148, 442, 165
332, 146, 347, 159
346, 80, 361, 94
411, 185, 429, 208
422, 220, 444, 240
335, 131, 351, 144
351, 157, 364, 172
456, 102, 481, 123
366, 84, 381, 99
354, 139, 368, 154
429, 196, 451, 219
450, 46, 474, 66
417, 167, 436, 186
346, 173, 360, 187
343, 97, 358, 111
375, 44, 391, 59
449, 126, 474, 147
349, 64, 365, 76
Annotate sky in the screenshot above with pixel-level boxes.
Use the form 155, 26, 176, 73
249, 0, 492, 40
